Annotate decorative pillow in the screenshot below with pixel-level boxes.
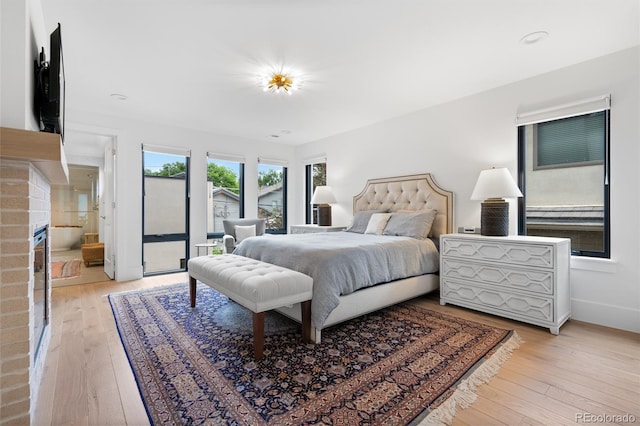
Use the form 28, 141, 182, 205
364, 213, 392, 235
346, 209, 387, 233
234, 224, 256, 244
383, 209, 437, 239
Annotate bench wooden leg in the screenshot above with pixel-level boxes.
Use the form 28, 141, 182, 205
189, 276, 197, 308
301, 300, 311, 343
253, 311, 265, 360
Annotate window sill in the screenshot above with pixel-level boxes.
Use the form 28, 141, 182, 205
570, 256, 617, 273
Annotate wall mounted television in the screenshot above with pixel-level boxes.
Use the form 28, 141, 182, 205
34, 23, 65, 143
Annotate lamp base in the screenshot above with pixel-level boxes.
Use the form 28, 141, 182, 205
480, 201, 509, 236
317, 205, 332, 226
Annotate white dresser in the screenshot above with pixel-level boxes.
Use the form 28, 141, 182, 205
440, 234, 571, 334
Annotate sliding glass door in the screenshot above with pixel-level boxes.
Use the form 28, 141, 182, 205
142, 148, 190, 275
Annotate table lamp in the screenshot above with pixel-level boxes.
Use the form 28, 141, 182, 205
311, 186, 337, 226
471, 167, 523, 236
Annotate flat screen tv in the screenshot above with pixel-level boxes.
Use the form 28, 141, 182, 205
34, 23, 65, 143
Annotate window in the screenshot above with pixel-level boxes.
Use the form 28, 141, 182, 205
305, 161, 327, 224
206, 154, 244, 240
258, 160, 287, 233
142, 146, 190, 275
517, 99, 610, 258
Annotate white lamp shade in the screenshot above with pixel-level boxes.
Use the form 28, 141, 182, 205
471, 168, 523, 200
311, 186, 337, 205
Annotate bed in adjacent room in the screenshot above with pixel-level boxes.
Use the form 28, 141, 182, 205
233, 173, 454, 342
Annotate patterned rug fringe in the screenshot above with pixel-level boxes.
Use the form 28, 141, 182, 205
110, 284, 521, 425
419, 331, 523, 426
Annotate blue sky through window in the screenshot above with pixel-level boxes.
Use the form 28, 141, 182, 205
144, 152, 185, 173
145, 151, 280, 176
207, 158, 240, 176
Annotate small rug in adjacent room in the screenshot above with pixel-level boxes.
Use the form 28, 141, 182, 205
109, 283, 521, 425
51, 259, 82, 279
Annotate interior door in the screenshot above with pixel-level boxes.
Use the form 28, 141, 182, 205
102, 140, 116, 279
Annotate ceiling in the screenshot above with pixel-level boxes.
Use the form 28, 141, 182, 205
41, 0, 639, 147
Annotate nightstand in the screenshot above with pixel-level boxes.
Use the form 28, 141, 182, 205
290, 224, 346, 234
439, 233, 571, 334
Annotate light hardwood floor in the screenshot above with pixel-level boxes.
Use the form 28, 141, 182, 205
33, 273, 640, 425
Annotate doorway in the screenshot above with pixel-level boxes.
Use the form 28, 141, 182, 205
142, 148, 190, 275
50, 164, 110, 286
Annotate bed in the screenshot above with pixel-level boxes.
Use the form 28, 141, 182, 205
234, 173, 454, 342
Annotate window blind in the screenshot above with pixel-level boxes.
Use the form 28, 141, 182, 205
207, 151, 245, 163
515, 94, 610, 126
258, 157, 288, 167
142, 143, 191, 157
536, 111, 605, 167
303, 154, 327, 165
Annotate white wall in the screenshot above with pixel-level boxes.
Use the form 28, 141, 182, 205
0, 0, 48, 130
65, 110, 296, 281
294, 47, 640, 333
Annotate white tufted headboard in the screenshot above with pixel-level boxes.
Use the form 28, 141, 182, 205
352, 173, 454, 239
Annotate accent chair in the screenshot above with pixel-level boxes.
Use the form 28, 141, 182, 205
222, 218, 266, 253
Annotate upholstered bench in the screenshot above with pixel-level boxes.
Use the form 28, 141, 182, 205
187, 254, 313, 360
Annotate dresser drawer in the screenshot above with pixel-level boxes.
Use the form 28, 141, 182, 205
441, 259, 554, 295
441, 238, 556, 269
441, 279, 554, 323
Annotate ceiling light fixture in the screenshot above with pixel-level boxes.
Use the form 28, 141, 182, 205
260, 68, 301, 95
267, 73, 293, 92
519, 31, 549, 45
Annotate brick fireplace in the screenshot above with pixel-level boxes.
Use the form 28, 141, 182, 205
1, 160, 52, 424
1, 127, 66, 424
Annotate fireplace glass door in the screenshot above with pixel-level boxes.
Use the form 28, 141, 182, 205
33, 226, 48, 361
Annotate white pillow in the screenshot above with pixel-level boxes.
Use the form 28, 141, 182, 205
364, 213, 392, 235
234, 224, 256, 243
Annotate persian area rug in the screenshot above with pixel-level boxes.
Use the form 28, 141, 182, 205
51, 259, 82, 279
109, 283, 521, 425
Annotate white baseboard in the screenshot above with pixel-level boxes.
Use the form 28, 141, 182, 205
571, 298, 640, 333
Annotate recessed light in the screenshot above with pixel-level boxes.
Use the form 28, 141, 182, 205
268, 134, 280, 138
519, 31, 549, 45
110, 93, 128, 101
